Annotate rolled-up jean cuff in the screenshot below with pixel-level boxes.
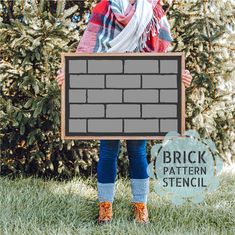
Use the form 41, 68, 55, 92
97, 182, 115, 202
131, 178, 149, 203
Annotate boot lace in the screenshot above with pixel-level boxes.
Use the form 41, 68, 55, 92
99, 202, 112, 219
134, 203, 148, 222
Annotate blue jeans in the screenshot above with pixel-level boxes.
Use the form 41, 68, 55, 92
97, 140, 149, 203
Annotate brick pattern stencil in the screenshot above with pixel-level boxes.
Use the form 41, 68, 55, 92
65, 56, 181, 136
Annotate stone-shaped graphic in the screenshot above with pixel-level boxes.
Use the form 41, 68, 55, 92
147, 130, 223, 205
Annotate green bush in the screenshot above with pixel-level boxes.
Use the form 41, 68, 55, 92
168, 0, 235, 164
0, 0, 100, 179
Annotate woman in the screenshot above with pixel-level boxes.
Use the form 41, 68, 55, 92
56, 0, 192, 224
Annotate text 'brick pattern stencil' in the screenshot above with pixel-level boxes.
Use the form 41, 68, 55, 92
61, 53, 185, 140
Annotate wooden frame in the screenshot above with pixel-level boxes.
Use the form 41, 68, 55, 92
61, 52, 185, 140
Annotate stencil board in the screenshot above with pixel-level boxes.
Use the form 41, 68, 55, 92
61, 53, 185, 140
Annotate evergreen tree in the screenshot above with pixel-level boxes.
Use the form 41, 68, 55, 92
0, 0, 99, 178
167, 0, 235, 164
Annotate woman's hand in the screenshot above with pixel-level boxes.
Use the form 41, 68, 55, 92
55, 68, 64, 89
182, 69, 192, 87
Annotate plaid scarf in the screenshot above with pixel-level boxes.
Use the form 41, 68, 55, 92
76, 0, 173, 53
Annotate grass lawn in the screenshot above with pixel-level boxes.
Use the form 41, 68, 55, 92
0, 166, 234, 235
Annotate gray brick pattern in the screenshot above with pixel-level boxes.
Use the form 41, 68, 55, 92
124, 60, 158, 73
160, 90, 178, 103
66, 57, 181, 136
106, 75, 141, 88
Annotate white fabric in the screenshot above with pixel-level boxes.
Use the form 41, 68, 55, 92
120, 0, 130, 13
107, 0, 153, 52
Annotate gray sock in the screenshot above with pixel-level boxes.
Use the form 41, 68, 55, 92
131, 178, 150, 203
97, 182, 115, 202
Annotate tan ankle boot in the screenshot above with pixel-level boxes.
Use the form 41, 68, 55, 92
98, 202, 113, 224
132, 202, 149, 224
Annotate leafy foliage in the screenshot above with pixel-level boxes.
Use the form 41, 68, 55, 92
0, 0, 99, 179
168, 0, 235, 164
